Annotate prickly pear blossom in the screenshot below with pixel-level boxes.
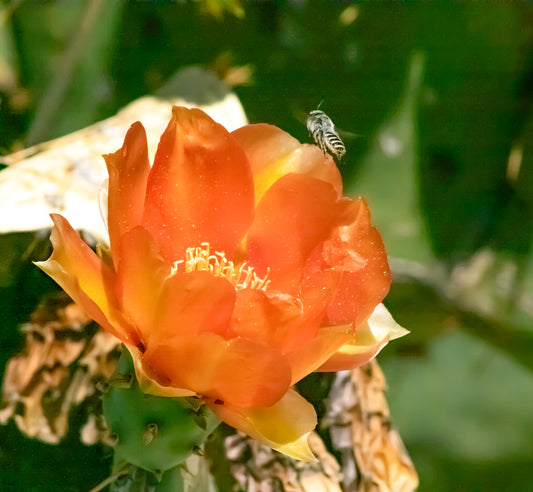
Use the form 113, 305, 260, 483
36, 107, 407, 460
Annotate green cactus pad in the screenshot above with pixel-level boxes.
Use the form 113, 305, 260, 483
103, 348, 220, 473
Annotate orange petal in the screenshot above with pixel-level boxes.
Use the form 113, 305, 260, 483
116, 227, 170, 345
286, 324, 353, 385
315, 328, 389, 372
35, 214, 138, 345
103, 122, 150, 264
231, 286, 331, 354
143, 333, 291, 408
142, 107, 254, 260
230, 288, 275, 345
231, 123, 343, 203
231, 289, 310, 349
150, 271, 236, 345
318, 303, 410, 371
207, 389, 317, 461
305, 199, 391, 327
246, 173, 346, 294
125, 344, 196, 398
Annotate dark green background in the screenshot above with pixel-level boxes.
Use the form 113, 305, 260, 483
1, 2, 533, 490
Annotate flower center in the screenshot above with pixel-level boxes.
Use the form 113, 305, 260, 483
170, 242, 270, 291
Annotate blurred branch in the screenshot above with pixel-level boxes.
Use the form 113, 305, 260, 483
390, 255, 533, 372
456, 309, 533, 373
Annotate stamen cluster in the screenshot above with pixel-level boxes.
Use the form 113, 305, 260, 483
171, 242, 270, 291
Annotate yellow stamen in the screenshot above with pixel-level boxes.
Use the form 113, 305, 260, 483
170, 242, 270, 291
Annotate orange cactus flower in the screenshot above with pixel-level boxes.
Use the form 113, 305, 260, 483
36, 107, 407, 460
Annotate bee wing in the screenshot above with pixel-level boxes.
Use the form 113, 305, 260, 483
336, 127, 365, 140
293, 108, 310, 126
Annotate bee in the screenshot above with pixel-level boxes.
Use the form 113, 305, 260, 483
306, 109, 346, 161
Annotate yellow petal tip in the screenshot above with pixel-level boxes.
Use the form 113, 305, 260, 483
368, 303, 410, 341
33, 259, 61, 278
274, 433, 317, 461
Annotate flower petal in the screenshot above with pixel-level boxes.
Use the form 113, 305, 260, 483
35, 214, 138, 345
143, 333, 291, 408
230, 288, 276, 345
246, 173, 348, 293
231, 123, 343, 203
231, 289, 317, 350
316, 326, 389, 372
125, 344, 196, 398
207, 389, 317, 461
305, 199, 391, 327
286, 324, 353, 385
150, 271, 236, 345
103, 122, 150, 264
368, 303, 411, 341
317, 304, 409, 372
116, 226, 170, 345
142, 106, 254, 260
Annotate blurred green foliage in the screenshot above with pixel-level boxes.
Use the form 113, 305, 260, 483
1, 1, 533, 490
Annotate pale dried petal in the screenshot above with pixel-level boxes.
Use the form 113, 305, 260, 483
324, 361, 418, 492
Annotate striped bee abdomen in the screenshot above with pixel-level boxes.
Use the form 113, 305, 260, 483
306, 109, 346, 161
322, 131, 345, 160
